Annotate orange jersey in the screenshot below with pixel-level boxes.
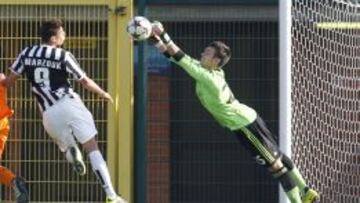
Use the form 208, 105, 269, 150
0, 85, 12, 119
0, 117, 9, 158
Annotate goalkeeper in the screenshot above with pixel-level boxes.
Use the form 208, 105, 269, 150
148, 21, 319, 203
0, 73, 29, 202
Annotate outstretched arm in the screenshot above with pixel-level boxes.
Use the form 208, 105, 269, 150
149, 21, 215, 85
0, 73, 13, 118
78, 76, 113, 103
0, 73, 5, 85
149, 21, 183, 59
1, 72, 18, 89
64, 51, 113, 103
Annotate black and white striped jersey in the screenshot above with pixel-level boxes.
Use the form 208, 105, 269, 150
9, 45, 86, 112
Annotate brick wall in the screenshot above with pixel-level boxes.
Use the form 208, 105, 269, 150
147, 75, 170, 203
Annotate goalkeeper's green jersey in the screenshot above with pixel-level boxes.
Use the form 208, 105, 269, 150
172, 54, 257, 130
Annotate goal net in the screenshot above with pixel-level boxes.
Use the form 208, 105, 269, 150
291, 0, 360, 202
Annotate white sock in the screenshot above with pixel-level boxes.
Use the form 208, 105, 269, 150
88, 150, 117, 198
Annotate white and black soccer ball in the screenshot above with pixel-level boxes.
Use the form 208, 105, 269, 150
126, 16, 152, 41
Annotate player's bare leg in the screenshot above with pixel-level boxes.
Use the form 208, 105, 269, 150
0, 118, 29, 202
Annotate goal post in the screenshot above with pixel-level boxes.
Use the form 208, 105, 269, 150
281, 0, 360, 202
279, 0, 292, 203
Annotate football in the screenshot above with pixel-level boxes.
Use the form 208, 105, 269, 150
126, 16, 152, 41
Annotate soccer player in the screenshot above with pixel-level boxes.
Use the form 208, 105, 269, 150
148, 21, 319, 203
3, 20, 126, 203
0, 73, 29, 203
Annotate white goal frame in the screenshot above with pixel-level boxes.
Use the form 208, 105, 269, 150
279, 1, 292, 203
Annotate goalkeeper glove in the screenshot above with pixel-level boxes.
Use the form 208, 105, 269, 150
152, 20, 172, 45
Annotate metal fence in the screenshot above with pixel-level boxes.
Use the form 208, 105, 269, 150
0, 1, 132, 202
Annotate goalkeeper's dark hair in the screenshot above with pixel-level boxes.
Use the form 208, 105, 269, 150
209, 41, 231, 67
39, 19, 64, 43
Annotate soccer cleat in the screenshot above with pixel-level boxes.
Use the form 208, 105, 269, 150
12, 176, 29, 203
106, 195, 128, 203
302, 187, 319, 203
69, 146, 87, 176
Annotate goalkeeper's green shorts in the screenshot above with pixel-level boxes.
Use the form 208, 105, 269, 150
234, 116, 281, 167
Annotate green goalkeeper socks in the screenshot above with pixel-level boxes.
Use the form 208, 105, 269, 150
276, 169, 302, 203
289, 167, 307, 193
281, 155, 308, 194
286, 187, 302, 203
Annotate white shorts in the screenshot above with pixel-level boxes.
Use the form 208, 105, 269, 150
42, 94, 98, 152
